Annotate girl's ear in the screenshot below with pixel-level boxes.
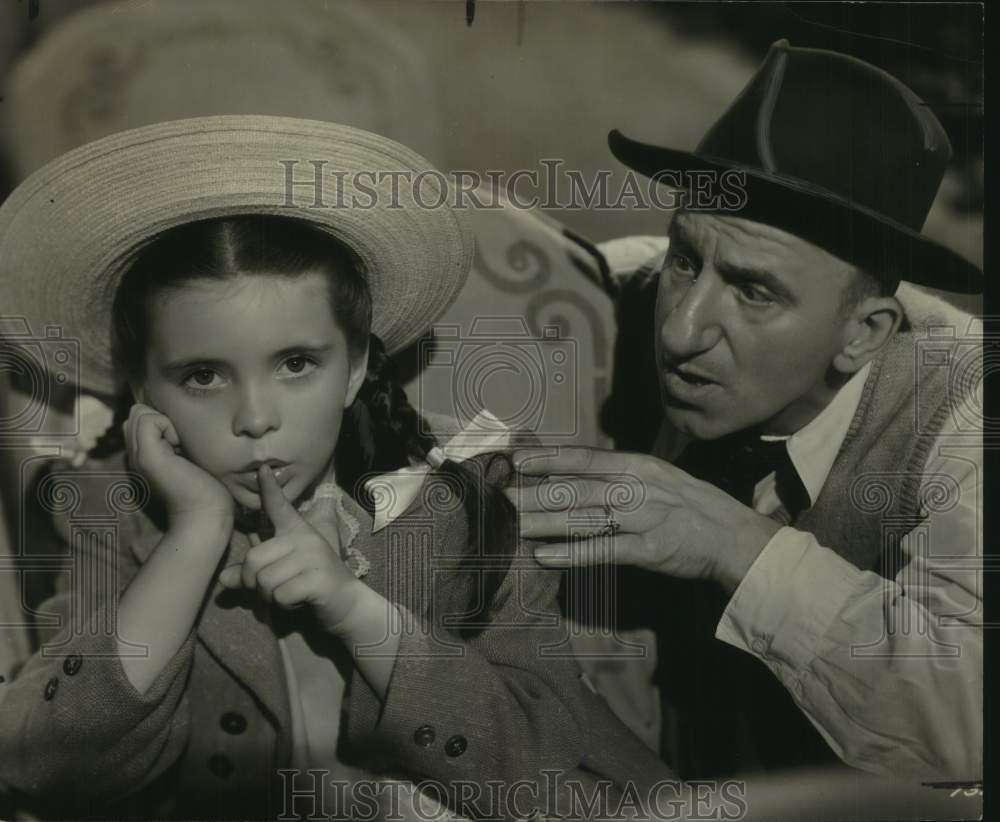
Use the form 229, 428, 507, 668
345, 344, 369, 408
128, 380, 147, 406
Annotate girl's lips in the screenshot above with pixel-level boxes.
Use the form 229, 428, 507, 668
234, 464, 293, 492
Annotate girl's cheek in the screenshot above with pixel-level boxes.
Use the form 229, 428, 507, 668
167, 417, 226, 470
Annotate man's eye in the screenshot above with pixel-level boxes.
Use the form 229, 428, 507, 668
736, 283, 775, 305
667, 253, 696, 277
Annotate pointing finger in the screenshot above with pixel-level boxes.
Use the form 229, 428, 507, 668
259, 464, 301, 533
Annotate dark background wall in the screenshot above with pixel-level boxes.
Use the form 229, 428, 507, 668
0, 0, 983, 267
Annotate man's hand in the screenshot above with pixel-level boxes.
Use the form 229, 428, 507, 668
218, 463, 367, 634
508, 447, 782, 593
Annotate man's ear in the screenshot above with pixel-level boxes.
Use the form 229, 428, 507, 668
345, 344, 370, 408
833, 295, 904, 374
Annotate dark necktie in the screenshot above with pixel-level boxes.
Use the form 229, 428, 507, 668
660, 432, 828, 778
676, 432, 810, 520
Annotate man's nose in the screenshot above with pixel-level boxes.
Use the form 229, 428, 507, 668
659, 274, 723, 362
232, 383, 281, 438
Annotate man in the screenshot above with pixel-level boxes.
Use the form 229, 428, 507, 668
510, 40, 983, 781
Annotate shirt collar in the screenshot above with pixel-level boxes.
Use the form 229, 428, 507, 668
295, 460, 361, 552
761, 361, 872, 506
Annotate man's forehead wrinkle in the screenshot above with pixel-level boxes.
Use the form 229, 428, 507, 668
669, 214, 855, 288
674, 212, 789, 258
710, 215, 802, 258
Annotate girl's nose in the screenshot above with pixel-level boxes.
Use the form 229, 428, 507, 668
232, 385, 281, 438
659, 273, 724, 362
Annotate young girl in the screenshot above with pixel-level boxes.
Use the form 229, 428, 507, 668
0, 117, 667, 820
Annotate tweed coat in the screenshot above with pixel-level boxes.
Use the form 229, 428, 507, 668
0, 449, 670, 820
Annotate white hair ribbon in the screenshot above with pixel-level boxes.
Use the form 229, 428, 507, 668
364, 408, 513, 533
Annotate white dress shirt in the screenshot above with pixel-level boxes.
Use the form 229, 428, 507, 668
715, 362, 983, 779
599, 233, 983, 780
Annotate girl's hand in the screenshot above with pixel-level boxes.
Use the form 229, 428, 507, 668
124, 402, 234, 528
218, 464, 366, 636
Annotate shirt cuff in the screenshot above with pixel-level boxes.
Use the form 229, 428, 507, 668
715, 526, 867, 685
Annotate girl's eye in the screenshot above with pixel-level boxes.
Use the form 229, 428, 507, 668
182, 369, 225, 393
278, 356, 318, 378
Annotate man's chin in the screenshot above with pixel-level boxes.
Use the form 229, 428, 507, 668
662, 403, 739, 442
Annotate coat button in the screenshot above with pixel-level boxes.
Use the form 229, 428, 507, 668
220, 711, 247, 735
207, 754, 234, 778
444, 734, 468, 757
413, 724, 436, 747
43, 677, 59, 701
63, 654, 83, 676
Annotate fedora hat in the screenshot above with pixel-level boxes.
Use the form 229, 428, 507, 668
609, 39, 982, 293
0, 115, 474, 398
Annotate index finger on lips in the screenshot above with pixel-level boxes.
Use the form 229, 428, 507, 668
258, 464, 302, 533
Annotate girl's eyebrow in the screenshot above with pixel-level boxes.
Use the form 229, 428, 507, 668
160, 343, 336, 373
272, 343, 336, 359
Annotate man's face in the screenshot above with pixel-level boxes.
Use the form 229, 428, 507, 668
655, 211, 858, 440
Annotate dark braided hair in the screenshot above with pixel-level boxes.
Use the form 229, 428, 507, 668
333, 335, 437, 501
96, 214, 516, 633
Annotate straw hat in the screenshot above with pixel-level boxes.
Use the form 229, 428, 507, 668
0, 115, 474, 397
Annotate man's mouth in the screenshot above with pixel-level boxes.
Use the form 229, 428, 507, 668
662, 364, 718, 400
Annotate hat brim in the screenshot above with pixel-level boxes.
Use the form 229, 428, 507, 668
0, 115, 474, 397
609, 129, 983, 294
